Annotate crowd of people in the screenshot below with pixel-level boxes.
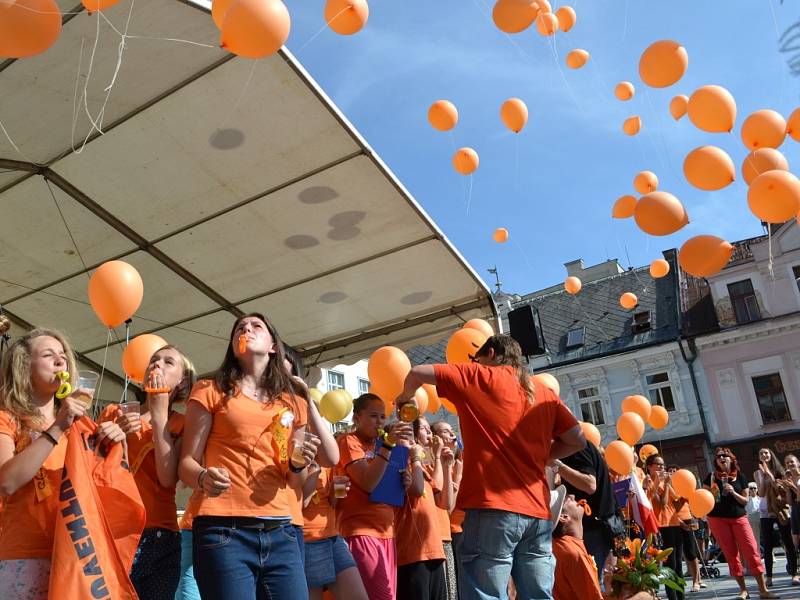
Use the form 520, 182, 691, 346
0, 318, 795, 599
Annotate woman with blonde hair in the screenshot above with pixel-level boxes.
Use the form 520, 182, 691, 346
0, 328, 123, 598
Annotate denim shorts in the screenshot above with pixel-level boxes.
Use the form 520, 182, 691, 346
304, 535, 357, 588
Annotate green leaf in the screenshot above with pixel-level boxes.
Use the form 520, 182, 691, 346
629, 572, 642, 588
664, 579, 685, 592
655, 548, 673, 561
643, 573, 660, 589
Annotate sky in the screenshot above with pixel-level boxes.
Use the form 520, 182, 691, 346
274, 0, 800, 296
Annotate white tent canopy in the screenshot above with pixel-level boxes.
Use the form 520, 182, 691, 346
0, 0, 495, 396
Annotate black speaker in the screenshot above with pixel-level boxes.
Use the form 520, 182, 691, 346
507, 305, 546, 356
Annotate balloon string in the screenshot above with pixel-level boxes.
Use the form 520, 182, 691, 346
93, 329, 112, 419
465, 174, 474, 215
0, 1, 81, 14
122, 321, 131, 403
45, 178, 91, 276
510, 236, 536, 280
98, 11, 216, 48
546, 32, 585, 116
621, 0, 629, 41
215, 60, 258, 134
295, 6, 352, 53
642, 88, 679, 182
0, 118, 42, 165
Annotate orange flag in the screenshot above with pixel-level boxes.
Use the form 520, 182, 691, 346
49, 417, 145, 600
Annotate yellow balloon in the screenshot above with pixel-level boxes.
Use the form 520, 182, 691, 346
309, 387, 323, 408
320, 389, 353, 423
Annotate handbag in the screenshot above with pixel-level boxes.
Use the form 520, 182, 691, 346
599, 509, 627, 544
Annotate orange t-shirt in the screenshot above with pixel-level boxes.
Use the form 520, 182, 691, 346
189, 380, 307, 518
450, 508, 465, 534
0, 410, 68, 559
433, 364, 579, 519
649, 482, 680, 527
396, 476, 446, 566
436, 507, 452, 542
336, 433, 395, 539
552, 535, 603, 600
101, 406, 185, 531
303, 467, 337, 542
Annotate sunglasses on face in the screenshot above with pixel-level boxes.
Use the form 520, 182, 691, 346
716, 454, 729, 459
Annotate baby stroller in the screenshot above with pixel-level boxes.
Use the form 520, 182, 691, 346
700, 543, 723, 578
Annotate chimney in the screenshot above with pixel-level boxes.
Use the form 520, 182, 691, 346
564, 259, 584, 277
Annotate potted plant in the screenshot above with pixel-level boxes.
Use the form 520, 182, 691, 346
610, 534, 685, 599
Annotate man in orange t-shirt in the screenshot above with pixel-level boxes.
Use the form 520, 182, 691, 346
400, 334, 586, 600
552, 493, 603, 600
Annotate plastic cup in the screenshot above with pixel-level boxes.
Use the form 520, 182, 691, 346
292, 430, 310, 466
333, 475, 349, 499
118, 402, 140, 416
75, 370, 99, 409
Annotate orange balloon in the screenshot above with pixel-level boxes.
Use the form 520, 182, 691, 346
580, 422, 601, 448
367, 346, 411, 403
535, 12, 558, 35
555, 6, 576, 31
634, 191, 688, 236
648, 404, 669, 429
638, 40, 688, 88
683, 145, 735, 191
220, 0, 290, 59
649, 259, 670, 279
492, 227, 509, 243
617, 413, 645, 446
621, 394, 652, 421
678, 235, 734, 278
688, 85, 736, 133
428, 100, 458, 132
325, 0, 369, 35
453, 147, 479, 175
633, 170, 658, 194
564, 276, 582, 295
605, 440, 635, 475
741, 109, 786, 150
533, 0, 551, 12
612, 195, 637, 219
669, 95, 688, 121
82, 0, 121, 11
787, 107, 800, 142
671, 469, 697, 498
88, 261, 144, 328
441, 396, 458, 415
414, 386, 429, 415
532, 373, 560, 396
463, 319, 495, 338
620, 292, 638, 310
122, 334, 167, 384
623, 116, 641, 136
566, 49, 589, 69
748, 170, 800, 223
689, 489, 715, 518
615, 81, 635, 101
0, 0, 62, 58
423, 384, 441, 413
741, 148, 789, 186
638, 443, 658, 462
500, 98, 528, 133
446, 328, 487, 364
212, 0, 233, 28
492, 0, 537, 33
369, 382, 397, 417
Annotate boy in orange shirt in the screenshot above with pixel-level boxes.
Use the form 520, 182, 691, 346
552, 490, 603, 600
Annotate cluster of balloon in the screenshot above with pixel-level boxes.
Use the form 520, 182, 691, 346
660, 466, 713, 518
564, 275, 581, 295
0, 0, 62, 59
492, 228, 509, 243
122, 334, 167, 384
491, 1, 577, 39
605, 394, 670, 474
88, 261, 144, 328
367, 346, 411, 416
320, 388, 354, 423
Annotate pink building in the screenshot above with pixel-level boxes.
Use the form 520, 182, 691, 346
687, 222, 800, 476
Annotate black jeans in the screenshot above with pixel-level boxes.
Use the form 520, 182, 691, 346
397, 559, 446, 600
761, 517, 798, 577
660, 526, 684, 600
130, 528, 182, 600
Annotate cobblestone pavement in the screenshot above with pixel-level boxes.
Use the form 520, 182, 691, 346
667, 557, 800, 600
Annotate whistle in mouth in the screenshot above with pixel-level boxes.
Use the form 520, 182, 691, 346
55, 371, 72, 400
238, 334, 247, 354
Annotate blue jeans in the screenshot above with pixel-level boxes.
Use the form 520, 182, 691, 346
193, 517, 308, 600
459, 509, 554, 600
175, 530, 200, 600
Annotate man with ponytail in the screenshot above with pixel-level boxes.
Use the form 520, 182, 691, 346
399, 334, 586, 600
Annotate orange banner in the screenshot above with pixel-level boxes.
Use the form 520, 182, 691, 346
49, 417, 145, 600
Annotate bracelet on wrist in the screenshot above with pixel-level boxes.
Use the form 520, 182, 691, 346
41, 429, 59, 446
197, 468, 208, 491
382, 438, 396, 450
289, 461, 306, 473
376, 453, 389, 462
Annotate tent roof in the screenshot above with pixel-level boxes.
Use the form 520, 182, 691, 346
0, 0, 495, 391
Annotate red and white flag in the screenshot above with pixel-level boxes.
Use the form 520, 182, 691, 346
629, 473, 660, 536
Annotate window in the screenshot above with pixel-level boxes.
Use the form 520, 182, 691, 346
332, 421, 351, 434
577, 386, 604, 425
326, 370, 345, 391
727, 279, 761, 325
357, 378, 370, 395
566, 327, 585, 348
793, 265, 800, 294
646, 372, 676, 411
752, 373, 792, 424
632, 311, 652, 334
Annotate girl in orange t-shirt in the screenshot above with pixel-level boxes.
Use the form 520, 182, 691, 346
0, 328, 125, 599
110, 344, 197, 600
179, 313, 318, 600
396, 415, 455, 600
431, 420, 462, 600
644, 454, 684, 600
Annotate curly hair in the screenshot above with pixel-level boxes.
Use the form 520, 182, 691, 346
474, 335, 535, 403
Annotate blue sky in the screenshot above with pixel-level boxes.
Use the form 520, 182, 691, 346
283, 0, 800, 295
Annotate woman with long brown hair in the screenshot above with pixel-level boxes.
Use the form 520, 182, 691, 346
703, 446, 777, 599
179, 313, 319, 600
398, 334, 585, 600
